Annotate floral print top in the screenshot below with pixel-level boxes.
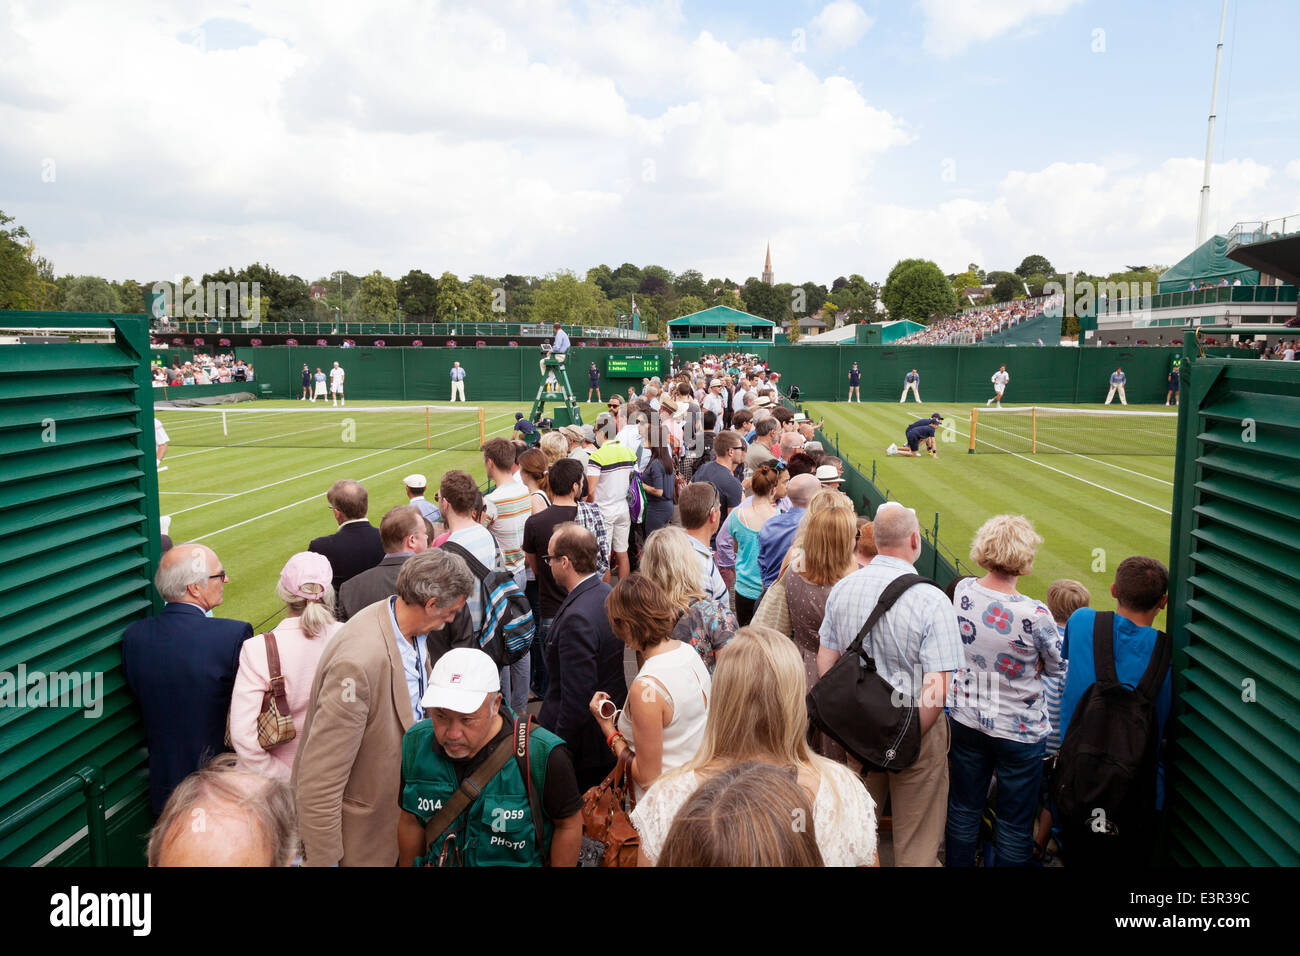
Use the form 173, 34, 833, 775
672, 597, 738, 675
948, 577, 1065, 744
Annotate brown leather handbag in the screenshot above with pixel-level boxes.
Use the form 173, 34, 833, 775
579, 748, 639, 867
256, 631, 296, 750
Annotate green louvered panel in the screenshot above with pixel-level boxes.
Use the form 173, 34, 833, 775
0, 313, 160, 866
1166, 345, 1300, 866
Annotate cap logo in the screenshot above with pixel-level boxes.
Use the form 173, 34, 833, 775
450, 673, 463, 684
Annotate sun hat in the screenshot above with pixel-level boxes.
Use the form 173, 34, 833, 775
420, 647, 501, 713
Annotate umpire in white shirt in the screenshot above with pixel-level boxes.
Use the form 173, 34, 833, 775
450, 361, 466, 402
1105, 367, 1127, 405
816, 501, 961, 867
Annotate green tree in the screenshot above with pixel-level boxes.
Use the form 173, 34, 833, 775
739, 277, 785, 322
724, 322, 739, 343
358, 270, 399, 319
991, 274, 1023, 302
1016, 254, 1054, 278
673, 269, 707, 298
465, 277, 495, 321
586, 264, 614, 297
667, 294, 706, 320
881, 259, 957, 323
0, 210, 41, 310
395, 269, 438, 317
434, 271, 473, 322
609, 263, 642, 299
785, 317, 802, 343
62, 275, 123, 313
531, 271, 614, 327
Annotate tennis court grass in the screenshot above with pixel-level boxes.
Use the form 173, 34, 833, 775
155, 400, 576, 629
804, 401, 1177, 626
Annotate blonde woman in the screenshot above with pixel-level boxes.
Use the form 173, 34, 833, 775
785, 503, 858, 690
641, 526, 737, 673
229, 552, 341, 781
632, 625, 877, 866
657, 762, 824, 867
946, 514, 1063, 868
539, 431, 568, 467
590, 573, 711, 800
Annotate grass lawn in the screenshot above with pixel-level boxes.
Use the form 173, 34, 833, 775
804, 400, 1177, 627
154, 399, 600, 629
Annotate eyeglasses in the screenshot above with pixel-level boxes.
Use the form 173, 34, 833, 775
542, 553, 564, 565
208, 570, 229, 582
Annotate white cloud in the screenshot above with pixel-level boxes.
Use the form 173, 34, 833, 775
811, 2, 874, 51
917, 0, 1082, 57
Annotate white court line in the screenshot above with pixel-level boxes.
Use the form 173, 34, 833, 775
963, 420, 1171, 515
163, 419, 361, 459
193, 426, 509, 543
972, 418, 1175, 486
159, 491, 240, 496
164, 411, 515, 518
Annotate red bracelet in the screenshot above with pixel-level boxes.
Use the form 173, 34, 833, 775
606, 730, 622, 748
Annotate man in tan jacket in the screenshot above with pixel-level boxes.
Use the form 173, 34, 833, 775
291, 549, 475, 866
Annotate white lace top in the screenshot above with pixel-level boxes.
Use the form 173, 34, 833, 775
631, 761, 878, 866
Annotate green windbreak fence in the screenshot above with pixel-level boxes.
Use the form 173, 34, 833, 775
230, 343, 1185, 405
0, 311, 161, 866
1164, 329, 1300, 866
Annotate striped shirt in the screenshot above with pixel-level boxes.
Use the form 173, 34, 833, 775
586, 441, 637, 513
1043, 624, 1069, 755
689, 536, 728, 603
485, 480, 531, 574
818, 555, 963, 702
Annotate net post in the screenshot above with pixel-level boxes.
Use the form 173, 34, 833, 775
426, 406, 430, 451
1031, 406, 1038, 454
222, 410, 227, 437
968, 409, 977, 454
478, 407, 485, 447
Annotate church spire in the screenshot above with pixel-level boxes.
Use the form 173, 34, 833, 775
762, 242, 774, 285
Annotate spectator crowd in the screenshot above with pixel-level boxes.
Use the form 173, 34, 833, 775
152, 350, 254, 386
128, 351, 1175, 869
896, 293, 1064, 345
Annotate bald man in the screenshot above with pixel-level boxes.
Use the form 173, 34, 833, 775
122, 544, 254, 814
816, 501, 961, 867
149, 754, 298, 866
757, 472, 822, 588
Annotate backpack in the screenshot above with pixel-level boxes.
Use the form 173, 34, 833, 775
440, 541, 535, 667
1051, 611, 1171, 867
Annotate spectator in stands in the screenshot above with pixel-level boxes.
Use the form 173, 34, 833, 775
640, 422, 676, 534
633, 625, 877, 866
855, 517, 877, 567
438, 469, 497, 632
785, 495, 858, 695
538, 523, 627, 790
308, 479, 385, 595
1058, 556, 1172, 859
230, 552, 341, 780
758, 473, 821, 589
1037, 578, 1090, 858
293, 549, 475, 866
678, 482, 729, 602
727, 462, 784, 625
591, 573, 711, 800
123, 544, 254, 814
654, 762, 824, 867
641, 526, 737, 674
402, 473, 442, 530
539, 430, 568, 467
517, 447, 551, 516
336, 505, 430, 622
817, 501, 962, 867
946, 515, 1063, 868
587, 413, 638, 583
482, 436, 533, 711
148, 754, 298, 866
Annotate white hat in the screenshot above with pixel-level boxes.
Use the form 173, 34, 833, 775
420, 648, 501, 713
815, 465, 843, 485
403, 474, 428, 489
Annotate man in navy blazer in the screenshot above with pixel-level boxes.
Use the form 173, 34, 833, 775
308, 479, 384, 594
122, 544, 254, 815
538, 523, 627, 791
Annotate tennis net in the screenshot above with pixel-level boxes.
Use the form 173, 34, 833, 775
156, 405, 487, 451
968, 406, 1178, 456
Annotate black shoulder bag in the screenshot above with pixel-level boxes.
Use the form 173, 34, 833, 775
806, 573, 938, 773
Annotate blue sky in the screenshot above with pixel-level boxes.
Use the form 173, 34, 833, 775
2, 0, 1297, 286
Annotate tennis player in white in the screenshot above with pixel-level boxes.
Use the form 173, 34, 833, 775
986, 365, 1009, 408
330, 361, 345, 407
154, 418, 169, 472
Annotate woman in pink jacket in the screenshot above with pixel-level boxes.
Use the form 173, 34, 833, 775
229, 552, 341, 780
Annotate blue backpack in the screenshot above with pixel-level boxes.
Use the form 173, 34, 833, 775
441, 542, 535, 666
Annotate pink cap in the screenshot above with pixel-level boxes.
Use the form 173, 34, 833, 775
280, 551, 333, 601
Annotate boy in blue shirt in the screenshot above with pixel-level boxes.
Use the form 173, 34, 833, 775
1059, 556, 1172, 813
